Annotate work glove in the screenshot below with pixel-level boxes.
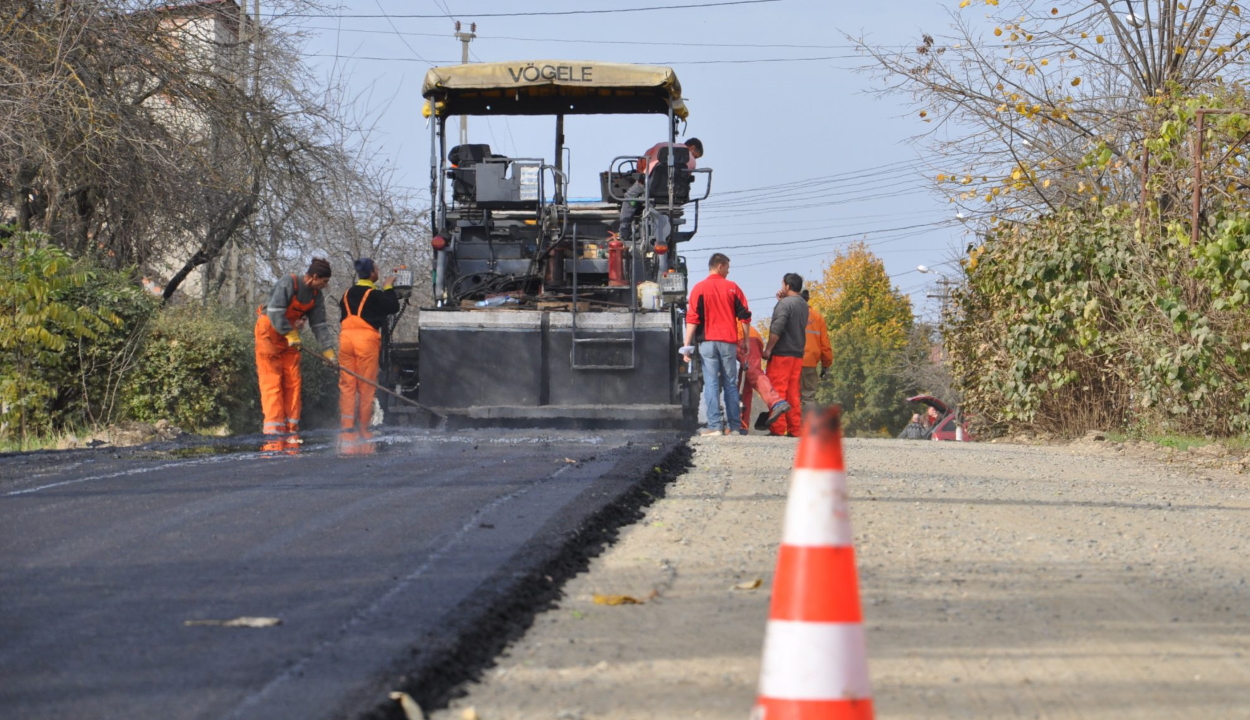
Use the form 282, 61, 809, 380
284, 330, 301, 347
821, 367, 829, 379
322, 348, 336, 363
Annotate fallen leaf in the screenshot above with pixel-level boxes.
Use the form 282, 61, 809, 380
389, 691, 424, 720
184, 616, 282, 628
563, 458, 577, 464
593, 593, 642, 606
461, 708, 480, 720
733, 578, 763, 591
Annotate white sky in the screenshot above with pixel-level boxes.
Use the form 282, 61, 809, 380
288, 0, 974, 317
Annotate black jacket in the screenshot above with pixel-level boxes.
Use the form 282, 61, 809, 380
339, 282, 401, 331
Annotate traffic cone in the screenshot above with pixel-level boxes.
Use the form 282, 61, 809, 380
751, 406, 873, 720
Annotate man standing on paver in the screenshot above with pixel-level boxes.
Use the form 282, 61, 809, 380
682, 253, 751, 436
799, 289, 832, 415
762, 273, 807, 436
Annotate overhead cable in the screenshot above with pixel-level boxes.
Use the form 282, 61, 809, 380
279, 0, 780, 19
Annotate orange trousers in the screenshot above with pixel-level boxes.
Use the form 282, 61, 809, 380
338, 318, 381, 434
738, 336, 781, 431
254, 316, 302, 434
765, 355, 803, 436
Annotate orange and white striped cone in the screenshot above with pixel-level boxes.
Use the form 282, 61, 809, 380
751, 406, 873, 720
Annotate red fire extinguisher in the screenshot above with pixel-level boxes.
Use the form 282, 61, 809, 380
607, 236, 627, 287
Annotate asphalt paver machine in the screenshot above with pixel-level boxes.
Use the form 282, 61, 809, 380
404, 60, 711, 428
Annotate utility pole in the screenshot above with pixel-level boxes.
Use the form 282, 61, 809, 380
244, 0, 262, 308
229, 0, 259, 307
453, 21, 476, 146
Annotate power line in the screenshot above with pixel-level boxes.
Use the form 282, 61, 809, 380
702, 174, 929, 211
719, 227, 958, 268
428, 0, 456, 20
372, 0, 434, 65
280, 0, 779, 19
301, 52, 861, 65
711, 160, 920, 196
299, 25, 877, 51
698, 188, 932, 219
688, 219, 960, 255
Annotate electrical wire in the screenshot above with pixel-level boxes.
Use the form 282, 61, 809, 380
711, 160, 920, 197
697, 188, 932, 219
301, 52, 863, 65
280, 0, 780, 19
687, 219, 962, 254
298, 25, 887, 51
372, 0, 434, 65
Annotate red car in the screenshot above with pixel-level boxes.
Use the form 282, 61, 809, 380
904, 395, 973, 442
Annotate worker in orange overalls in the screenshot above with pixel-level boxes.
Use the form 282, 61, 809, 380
799, 289, 833, 416
254, 257, 335, 443
337, 258, 400, 446
737, 320, 791, 434
762, 273, 808, 437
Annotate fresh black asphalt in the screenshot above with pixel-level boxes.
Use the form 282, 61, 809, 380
0, 429, 690, 720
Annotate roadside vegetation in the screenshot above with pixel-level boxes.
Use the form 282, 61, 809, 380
806, 242, 924, 436
0, 229, 339, 449
0, 1, 423, 448
862, 0, 1250, 439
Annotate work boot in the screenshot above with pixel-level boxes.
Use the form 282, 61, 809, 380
754, 411, 770, 431
765, 400, 790, 428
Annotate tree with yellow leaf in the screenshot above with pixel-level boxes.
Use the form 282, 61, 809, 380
856, 1, 1250, 221
806, 243, 916, 436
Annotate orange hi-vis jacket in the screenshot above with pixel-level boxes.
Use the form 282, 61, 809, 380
803, 310, 833, 369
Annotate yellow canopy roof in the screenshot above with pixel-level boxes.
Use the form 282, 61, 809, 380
421, 61, 687, 119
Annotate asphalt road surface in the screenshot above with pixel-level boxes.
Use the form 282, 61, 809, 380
0, 428, 688, 720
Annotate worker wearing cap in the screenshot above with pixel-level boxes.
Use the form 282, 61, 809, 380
255, 257, 335, 440
338, 258, 400, 441
799, 289, 833, 415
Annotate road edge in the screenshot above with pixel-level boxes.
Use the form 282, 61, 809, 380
354, 437, 695, 720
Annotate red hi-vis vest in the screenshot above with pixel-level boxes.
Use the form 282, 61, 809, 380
752, 407, 874, 720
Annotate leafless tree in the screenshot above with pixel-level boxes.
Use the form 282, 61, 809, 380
856, 0, 1250, 221
0, 0, 430, 306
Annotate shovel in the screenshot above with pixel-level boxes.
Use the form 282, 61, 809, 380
299, 346, 445, 423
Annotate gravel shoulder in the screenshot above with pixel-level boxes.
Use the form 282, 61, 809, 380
431, 434, 1250, 719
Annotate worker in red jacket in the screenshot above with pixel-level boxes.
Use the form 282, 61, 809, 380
682, 252, 750, 436
254, 257, 335, 443
338, 258, 400, 446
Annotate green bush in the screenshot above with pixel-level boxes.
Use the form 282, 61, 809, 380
0, 229, 149, 444
123, 304, 340, 434
123, 304, 257, 432
945, 204, 1250, 438
299, 340, 340, 430
59, 266, 159, 428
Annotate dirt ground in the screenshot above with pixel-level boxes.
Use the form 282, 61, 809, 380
429, 433, 1250, 720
